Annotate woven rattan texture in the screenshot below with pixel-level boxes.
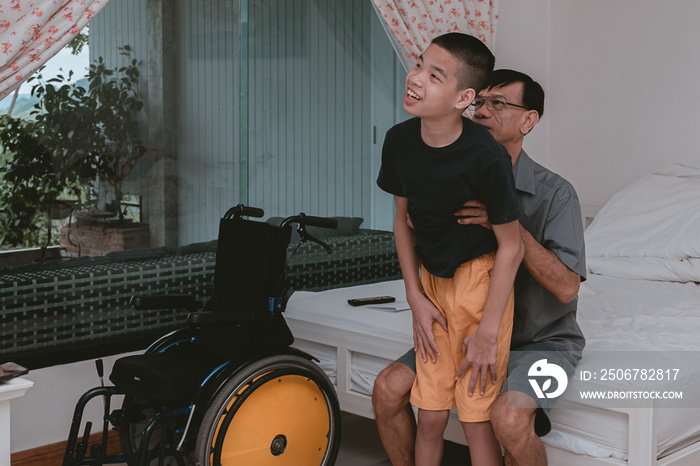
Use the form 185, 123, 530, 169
1, 230, 399, 365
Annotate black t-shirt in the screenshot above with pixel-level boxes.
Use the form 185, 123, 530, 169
377, 117, 520, 278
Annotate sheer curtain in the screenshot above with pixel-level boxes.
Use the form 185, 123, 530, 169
0, 0, 110, 99
371, 0, 500, 70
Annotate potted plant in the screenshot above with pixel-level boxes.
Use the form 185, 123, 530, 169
29, 45, 146, 223
0, 45, 148, 258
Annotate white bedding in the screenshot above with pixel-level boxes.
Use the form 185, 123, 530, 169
548, 274, 700, 460
585, 162, 700, 282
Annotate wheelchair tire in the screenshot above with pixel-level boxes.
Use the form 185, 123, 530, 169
118, 395, 183, 465
193, 354, 341, 465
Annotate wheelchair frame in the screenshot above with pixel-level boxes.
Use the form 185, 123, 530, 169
62, 205, 342, 466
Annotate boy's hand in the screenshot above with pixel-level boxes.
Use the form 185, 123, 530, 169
407, 291, 447, 364
455, 199, 492, 230
455, 330, 498, 396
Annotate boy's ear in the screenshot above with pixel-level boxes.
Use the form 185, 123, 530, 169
455, 88, 476, 111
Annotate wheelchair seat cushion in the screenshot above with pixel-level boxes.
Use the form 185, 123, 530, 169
110, 351, 221, 404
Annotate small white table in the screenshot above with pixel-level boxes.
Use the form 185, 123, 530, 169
0, 378, 34, 466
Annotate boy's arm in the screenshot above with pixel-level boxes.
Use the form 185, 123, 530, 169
455, 220, 524, 396
393, 195, 448, 364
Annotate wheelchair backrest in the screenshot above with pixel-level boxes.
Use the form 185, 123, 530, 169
205, 217, 292, 317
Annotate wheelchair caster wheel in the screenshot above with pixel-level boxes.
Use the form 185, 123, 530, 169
194, 354, 341, 465
118, 396, 183, 465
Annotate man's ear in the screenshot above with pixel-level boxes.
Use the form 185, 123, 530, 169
521, 110, 540, 135
455, 88, 476, 111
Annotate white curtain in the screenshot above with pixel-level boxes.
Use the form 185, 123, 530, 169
371, 0, 500, 70
0, 0, 110, 99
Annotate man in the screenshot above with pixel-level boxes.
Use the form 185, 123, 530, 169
372, 69, 586, 466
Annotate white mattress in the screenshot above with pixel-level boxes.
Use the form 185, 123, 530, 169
557, 274, 700, 460
287, 280, 412, 346
285, 276, 700, 461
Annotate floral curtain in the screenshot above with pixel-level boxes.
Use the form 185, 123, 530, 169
0, 0, 109, 99
371, 0, 500, 70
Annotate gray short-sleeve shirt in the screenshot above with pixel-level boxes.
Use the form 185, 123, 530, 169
511, 151, 587, 353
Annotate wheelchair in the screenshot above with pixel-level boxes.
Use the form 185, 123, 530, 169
62, 205, 342, 465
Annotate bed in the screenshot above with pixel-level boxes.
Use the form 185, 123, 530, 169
285, 161, 700, 465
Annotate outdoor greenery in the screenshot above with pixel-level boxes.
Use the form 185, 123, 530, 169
0, 45, 145, 250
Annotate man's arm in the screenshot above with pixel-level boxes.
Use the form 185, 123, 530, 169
519, 225, 580, 303
393, 195, 447, 364
456, 201, 580, 303
455, 220, 524, 396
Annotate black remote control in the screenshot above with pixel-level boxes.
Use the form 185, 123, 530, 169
347, 296, 396, 307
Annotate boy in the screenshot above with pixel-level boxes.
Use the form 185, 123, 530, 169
376, 33, 524, 466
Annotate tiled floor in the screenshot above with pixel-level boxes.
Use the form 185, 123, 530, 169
336, 411, 471, 466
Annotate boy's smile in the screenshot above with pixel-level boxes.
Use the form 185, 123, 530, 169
406, 88, 422, 102
403, 43, 472, 120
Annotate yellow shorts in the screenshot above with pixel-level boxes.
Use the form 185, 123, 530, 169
409, 252, 514, 422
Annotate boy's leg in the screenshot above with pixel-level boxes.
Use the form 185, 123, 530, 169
452, 254, 514, 422
416, 409, 450, 466
462, 420, 503, 466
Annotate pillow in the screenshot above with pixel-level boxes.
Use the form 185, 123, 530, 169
585, 162, 700, 281
177, 239, 218, 254
265, 216, 364, 239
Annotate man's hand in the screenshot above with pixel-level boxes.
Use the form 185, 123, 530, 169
407, 291, 447, 364
455, 199, 492, 230
455, 330, 498, 396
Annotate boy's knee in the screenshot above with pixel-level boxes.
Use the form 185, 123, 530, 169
372, 362, 415, 413
417, 409, 450, 434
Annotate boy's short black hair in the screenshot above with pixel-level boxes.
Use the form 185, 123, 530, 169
430, 33, 495, 93
486, 69, 545, 118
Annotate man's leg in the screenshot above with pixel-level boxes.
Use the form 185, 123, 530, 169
492, 342, 580, 466
490, 391, 546, 466
372, 355, 417, 466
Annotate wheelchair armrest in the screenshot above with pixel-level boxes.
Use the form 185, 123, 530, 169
187, 311, 256, 325
129, 294, 201, 310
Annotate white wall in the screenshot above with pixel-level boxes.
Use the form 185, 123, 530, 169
495, 0, 700, 208
10, 354, 135, 454
494, 0, 551, 168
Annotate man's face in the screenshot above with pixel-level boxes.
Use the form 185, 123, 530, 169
473, 82, 529, 146
403, 44, 470, 119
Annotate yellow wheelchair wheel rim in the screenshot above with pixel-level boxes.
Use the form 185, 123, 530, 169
213, 374, 331, 465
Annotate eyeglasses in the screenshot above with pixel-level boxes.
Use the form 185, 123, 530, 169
470, 97, 529, 112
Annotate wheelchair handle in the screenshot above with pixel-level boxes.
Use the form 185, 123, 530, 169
279, 213, 337, 254
223, 204, 265, 219
278, 213, 338, 230
302, 214, 338, 230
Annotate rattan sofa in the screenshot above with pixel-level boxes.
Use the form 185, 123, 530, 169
0, 228, 400, 369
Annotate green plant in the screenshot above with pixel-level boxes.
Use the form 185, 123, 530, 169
29, 45, 146, 221
82, 46, 146, 218
0, 45, 146, 248
0, 116, 82, 247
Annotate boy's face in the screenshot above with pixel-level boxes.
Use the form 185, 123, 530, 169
403, 43, 474, 119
